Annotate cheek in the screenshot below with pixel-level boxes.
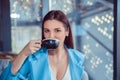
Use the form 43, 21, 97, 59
57, 34, 66, 43
44, 33, 48, 38
57, 32, 65, 37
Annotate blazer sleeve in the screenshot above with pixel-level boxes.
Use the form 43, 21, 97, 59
0, 57, 30, 80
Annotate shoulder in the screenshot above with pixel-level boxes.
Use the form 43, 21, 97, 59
68, 48, 84, 59
67, 48, 84, 65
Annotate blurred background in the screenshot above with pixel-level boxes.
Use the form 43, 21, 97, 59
0, 0, 119, 80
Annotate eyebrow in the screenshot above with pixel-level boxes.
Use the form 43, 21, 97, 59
44, 27, 61, 30
55, 28, 61, 29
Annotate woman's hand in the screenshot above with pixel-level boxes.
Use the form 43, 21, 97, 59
20, 39, 42, 56
11, 39, 41, 74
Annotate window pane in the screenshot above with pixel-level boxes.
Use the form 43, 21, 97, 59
49, 0, 113, 80
10, 0, 42, 53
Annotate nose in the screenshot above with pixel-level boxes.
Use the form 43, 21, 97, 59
49, 32, 55, 38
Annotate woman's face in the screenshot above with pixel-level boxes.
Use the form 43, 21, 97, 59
43, 20, 69, 47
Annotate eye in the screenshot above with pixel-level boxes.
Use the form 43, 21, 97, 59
44, 29, 49, 33
55, 29, 61, 32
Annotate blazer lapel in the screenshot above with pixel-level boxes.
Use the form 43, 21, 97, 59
67, 49, 84, 80
30, 48, 51, 80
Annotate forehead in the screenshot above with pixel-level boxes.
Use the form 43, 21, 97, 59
44, 20, 64, 29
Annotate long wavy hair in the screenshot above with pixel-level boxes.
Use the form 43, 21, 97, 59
42, 10, 73, 48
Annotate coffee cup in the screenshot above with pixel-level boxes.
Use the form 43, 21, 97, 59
41, 38, 59, 50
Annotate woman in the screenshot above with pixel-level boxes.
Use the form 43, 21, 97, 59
0, 10, 85, 80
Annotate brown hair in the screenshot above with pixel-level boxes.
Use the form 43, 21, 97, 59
42, 10, 73, 48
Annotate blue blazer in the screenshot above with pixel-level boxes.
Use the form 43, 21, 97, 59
0, 48, 84, 80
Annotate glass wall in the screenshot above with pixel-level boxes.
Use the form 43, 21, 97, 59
10, 0, 42, 53
49, 0, 113, 80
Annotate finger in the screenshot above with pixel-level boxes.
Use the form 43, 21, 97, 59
35, 39, 41, 44
31, 47, 40, 53
30, 47, 39, 53
34, 43, 41, 48
34, 47, 40, 51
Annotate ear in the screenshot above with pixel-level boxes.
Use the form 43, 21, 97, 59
65, 30, 69, 37
65, 27, 69, 36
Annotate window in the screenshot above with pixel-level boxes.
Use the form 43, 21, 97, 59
49, 0, 113, 80
10, 0, 42, 53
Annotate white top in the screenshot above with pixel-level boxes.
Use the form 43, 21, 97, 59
49, 65, 71, 80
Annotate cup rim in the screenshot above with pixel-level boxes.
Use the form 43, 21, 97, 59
42, 38, 59, 42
